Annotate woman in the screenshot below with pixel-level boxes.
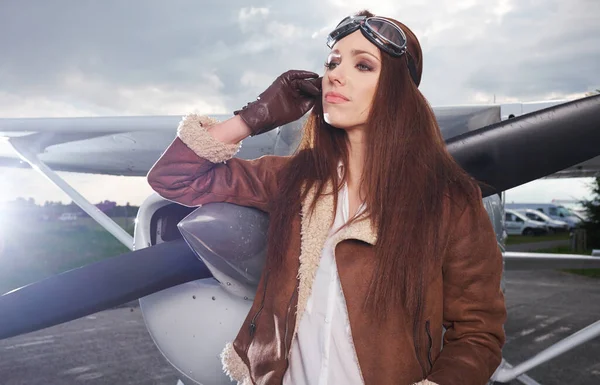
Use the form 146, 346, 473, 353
147, 9, 507, 385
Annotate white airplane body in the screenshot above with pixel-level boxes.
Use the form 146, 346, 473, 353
2, 96, 600, 385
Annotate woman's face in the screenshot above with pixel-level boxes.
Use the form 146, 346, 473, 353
322, 30, 382, 131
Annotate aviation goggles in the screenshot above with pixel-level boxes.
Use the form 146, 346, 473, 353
326, 15, 408, 58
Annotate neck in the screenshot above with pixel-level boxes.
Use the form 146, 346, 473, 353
345, 127, 367, 198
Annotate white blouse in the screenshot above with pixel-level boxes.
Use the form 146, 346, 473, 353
283, 179, 366, 385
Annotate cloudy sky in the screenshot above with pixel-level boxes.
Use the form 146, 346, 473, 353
0, 0, 599, 206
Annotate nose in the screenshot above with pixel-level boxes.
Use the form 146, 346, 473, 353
327, 64, 345, 86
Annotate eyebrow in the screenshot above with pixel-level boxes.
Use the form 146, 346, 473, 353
333, 48, 380, 62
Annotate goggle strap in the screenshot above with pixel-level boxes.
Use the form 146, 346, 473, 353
406, 51, 419, 86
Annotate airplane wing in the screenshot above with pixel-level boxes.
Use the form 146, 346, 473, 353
501, 99, 600, 178
0, 105, 500, 176
541, 156, 600, 178
0, 114, 275, 176
2, 101, 597, 178
504, 251, 600, 270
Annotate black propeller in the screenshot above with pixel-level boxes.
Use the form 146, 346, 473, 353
0, 239, 211, 339
1, 94, 600, 340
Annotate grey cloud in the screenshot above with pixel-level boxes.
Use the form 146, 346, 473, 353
1, 1, 250, 87
463, 0, 600, 100
0, 0, 598, 117
0, 0, 338, 114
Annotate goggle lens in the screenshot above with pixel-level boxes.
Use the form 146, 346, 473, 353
326, 16, 407, 56
365, 18, 407, 48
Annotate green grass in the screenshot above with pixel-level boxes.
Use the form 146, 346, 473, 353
505, 232, 571, 245
0, 216, 135, 294
536, 246, 589, 254
561, 269, 600, 278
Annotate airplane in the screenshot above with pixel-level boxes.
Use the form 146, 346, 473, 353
1, 93, 600, 385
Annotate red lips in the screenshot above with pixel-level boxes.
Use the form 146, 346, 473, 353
325, 91, 349, 104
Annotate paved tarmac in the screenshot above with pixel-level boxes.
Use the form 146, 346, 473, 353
500, 269, 600, 384
0, 269, 599, 385
0, 307, 179, 385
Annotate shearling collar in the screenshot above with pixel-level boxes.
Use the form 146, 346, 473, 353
293, 180, 378, 338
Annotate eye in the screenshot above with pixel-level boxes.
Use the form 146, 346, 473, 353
356, 61, 373, 71
324, 52, 341, 71
324, 61, 339, 70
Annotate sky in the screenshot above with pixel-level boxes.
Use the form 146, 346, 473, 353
0, 0, 599, 206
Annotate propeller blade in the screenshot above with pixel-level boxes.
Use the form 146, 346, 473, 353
447, 94, 600, 197
0, 239, 211, 340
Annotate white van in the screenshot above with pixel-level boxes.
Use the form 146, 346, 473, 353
515, 209, 569, 233
505, 203, 581, 230
504, 209, 549, 236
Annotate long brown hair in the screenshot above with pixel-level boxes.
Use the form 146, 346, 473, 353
267, 10, 479, 323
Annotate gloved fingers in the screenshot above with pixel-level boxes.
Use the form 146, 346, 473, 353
307, 76, 322, 90
285, 69, 320, 81
296, 77, 322, 96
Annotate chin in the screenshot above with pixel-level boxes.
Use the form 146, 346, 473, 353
323, 114, 345, 129
323, 111, 361, 130
322, 108, 343, 128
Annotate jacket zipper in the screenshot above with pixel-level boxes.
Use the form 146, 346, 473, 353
414, 327, 426, 378
248, 271, 270, 339
425, 320, 433, 372
283, 284, 298, 359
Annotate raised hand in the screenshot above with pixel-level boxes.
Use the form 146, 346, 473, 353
235, 70, 322, 136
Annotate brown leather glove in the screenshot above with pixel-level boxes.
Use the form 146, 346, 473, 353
234, 70, 322, 136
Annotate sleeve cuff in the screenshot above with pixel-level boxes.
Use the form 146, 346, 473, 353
220, 342, 252, 385
177, 113, 242, 163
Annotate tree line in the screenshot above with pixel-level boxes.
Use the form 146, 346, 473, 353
0, 197, 139, 219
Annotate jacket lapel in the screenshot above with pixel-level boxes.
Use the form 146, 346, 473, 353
294, 181, 378, 339
295, 181, 335, 338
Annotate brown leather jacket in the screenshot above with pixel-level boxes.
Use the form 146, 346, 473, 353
147, 114, 507, 385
